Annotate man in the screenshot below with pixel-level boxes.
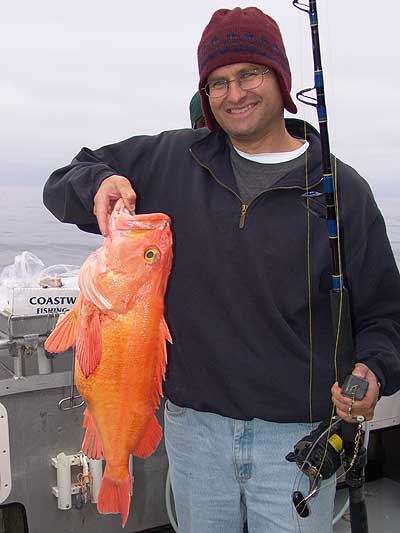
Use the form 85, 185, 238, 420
43, 7, 400, 532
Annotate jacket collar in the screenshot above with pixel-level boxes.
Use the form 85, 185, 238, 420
190, 119, 324, 192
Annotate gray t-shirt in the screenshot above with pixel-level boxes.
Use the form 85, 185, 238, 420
229, 141, 307, 205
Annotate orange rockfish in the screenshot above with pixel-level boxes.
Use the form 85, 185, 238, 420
44, 199, 173, 527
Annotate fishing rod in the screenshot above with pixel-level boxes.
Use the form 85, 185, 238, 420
289, 2, 369, 532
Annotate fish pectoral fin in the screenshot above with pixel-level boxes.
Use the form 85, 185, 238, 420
44, 308, 78, 353
82, 408, 105, 459
131, 415, 162, 459
76, 306, 102, 378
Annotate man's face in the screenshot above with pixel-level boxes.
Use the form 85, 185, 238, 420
207, 62, 284, 144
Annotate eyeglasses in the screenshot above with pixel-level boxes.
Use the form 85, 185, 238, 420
202, 67, 271, 98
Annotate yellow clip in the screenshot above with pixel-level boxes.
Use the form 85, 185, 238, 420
328, 433, 343, 452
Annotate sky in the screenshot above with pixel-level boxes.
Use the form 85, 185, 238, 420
2, 0, 399, 197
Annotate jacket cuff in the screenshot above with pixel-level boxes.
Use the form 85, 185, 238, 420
93, 170, 117, 197
361, 359, 386, 397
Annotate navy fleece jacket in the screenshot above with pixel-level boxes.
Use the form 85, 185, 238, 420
43, 119, 400, 422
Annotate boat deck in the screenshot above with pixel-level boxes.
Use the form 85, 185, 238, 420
334, 477, 400, 533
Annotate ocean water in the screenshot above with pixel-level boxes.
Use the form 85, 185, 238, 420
0, 184, 399, 273
0, 185, 103, 273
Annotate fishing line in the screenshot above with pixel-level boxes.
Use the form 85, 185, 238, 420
322, 0, 342, 387
307, 0, 346, 506
291, 0, 370, 525
323, 0, 339, 160
292, 410, 339, 533
304, 121, 314, 427
293, 2, 362, 523
294, 13, 339, 522
293, 420, 367, 499
332, 156, 343, 384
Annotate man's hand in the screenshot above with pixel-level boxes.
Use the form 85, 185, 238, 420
331, 363, 380, 423
93, 175, 137, 236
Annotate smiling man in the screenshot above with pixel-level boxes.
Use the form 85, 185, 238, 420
205, 63, 301, 152
43, 7, 400, 533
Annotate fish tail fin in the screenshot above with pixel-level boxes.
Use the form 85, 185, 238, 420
82, 408, 104, 459
131, 414, 162, 459
97, 469, 131, 528
44, 308, 78, 353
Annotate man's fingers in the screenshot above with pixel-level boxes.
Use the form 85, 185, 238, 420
332, 392, 370, 422
115, 179, 136, 213
93, 175, 137, 234
352, 362, 369, 379
335, 405, 360, 424
120, 189, 136, 214
103, 175, 136, 213
331, 377, 377, 422
94, 198, 111, 236
335, 403, 374, 422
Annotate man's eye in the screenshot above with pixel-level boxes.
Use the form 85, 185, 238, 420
241, 71, 258, 80
210, 80, 227, 89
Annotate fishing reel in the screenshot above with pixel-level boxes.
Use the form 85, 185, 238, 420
286, 375, 369, 518
286, 418, 344, 517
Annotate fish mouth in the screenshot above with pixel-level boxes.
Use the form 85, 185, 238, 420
110, 199, 171, 232
113, 211, 171, 233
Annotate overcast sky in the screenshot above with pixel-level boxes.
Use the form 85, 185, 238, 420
2, 0, 399, 197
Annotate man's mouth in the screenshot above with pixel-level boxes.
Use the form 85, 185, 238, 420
227, 103, 257, 115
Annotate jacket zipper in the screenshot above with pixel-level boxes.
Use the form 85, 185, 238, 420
239, 204, 248, 229
190, 148, 323, 229
190, 149, 248, 229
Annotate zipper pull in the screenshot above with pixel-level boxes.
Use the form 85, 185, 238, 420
239, 204, 248, 229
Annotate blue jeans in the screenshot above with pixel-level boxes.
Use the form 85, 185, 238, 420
164, 400, 335, 533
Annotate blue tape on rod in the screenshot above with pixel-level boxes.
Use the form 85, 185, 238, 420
323, 175, 334, 193
332, 275, 343, 290
317, 106, 327, 121
315, 71, 324, 88
310, 12, 318, 25
327, 219, 338, 237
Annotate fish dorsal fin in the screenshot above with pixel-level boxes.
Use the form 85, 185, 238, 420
44, 307, 78, 353
76, 303, 102, 378
162, 316, 173, 344
151, 316, 173, 409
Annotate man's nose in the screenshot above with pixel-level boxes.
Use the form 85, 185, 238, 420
226, 80, 248, 102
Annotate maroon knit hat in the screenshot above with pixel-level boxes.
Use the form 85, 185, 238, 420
197, 7, 297, 131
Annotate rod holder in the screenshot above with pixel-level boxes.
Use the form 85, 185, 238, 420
51, 451, 104, 510
88, 459, 103, 503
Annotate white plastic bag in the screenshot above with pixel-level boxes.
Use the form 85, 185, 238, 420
0, 251, 45, 287
0, 252, 80, 288
39, 264, 80, 288
40, 264, 80, 279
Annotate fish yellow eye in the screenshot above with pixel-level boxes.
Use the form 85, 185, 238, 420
144, 247, 160, 263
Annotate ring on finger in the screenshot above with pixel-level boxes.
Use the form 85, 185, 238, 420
347, 400, 354, 417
